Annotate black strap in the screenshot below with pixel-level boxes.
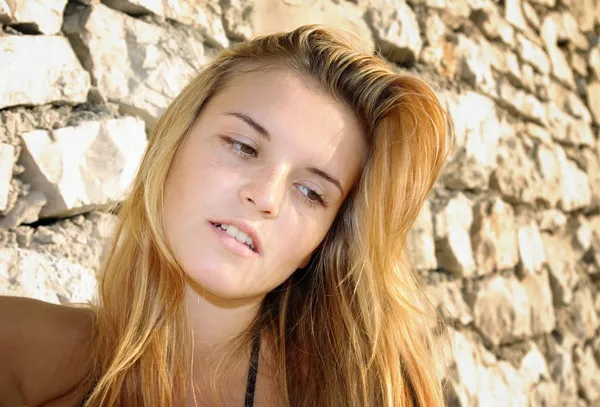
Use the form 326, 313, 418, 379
244, 334, 261, 407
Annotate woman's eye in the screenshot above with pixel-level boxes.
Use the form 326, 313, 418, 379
224, 137, 257, 157
297, 184, 328, 208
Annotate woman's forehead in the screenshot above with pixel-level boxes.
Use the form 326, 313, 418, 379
206, 69, 355, 135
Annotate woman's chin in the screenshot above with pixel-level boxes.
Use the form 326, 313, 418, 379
183, 264, 253, 301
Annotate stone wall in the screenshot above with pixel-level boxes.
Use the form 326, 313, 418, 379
1, 0, 599, 406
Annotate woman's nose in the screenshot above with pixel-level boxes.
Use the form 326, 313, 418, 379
239, 166, 288, 218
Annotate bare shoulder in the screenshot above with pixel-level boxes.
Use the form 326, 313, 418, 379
0, 296, 95, 407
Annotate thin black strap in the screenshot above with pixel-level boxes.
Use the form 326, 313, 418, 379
244, 334, 261, 407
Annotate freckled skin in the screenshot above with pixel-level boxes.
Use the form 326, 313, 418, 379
163, 68, 366, 300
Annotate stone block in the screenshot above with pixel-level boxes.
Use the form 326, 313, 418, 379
18, 117, 147, 218
0, 36, 90, 110
63, 3, 205, 128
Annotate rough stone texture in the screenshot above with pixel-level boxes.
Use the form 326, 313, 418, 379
432, 193, 476, 277
440, 91, 502, 191
0, 0, 11, 23
490, 134, 552, 206
470, 273, 532, 346
590, 46, 600, 80
525, 122, 552, 144
0, 191, 47, 229
448, 329, 529, 406
496, 79, 547, 123
554, 11, 590, 49
516, 218, 546, 277
593, 336, 600, 366
221, 0, 253, 41
516, 34, 550, 75
562, 0, 600, 33
0, 143, 14, 212
563, 90, 593, 124
528, 0, 555, 6
557, 152, 592, 212
0, 104, 119, 150
0, 0, 68, 35
62, 2, 206, 128
427, 280, 473, 325
571, 52, 588, 77
571, 215, 594, 252
528, 380, 561, 407
519, 343, 550, 391
454, 35, 497, 97
556, 285, 600, 342
536, 209, 567, 233
587, 82, 600, 125
522, 2, 540, 30
0, 211, 115, 304
18, 117, 147, 218
583, 233, 600, 277
505, 0, 528, 31
251, 0, 374, 53
574, 344, 600, 403
546, 103, 595, 147
541, 15, 575, 89
472, 5, 516, 47
418, 11, 446, 68
365, 0, 422, 64
489, 48, 521, 87
0, 178, 22, 219
102, 0, 230, 47
542, 232, 579, 305
471, 196, 519, 274
546, 334, 580, 403
0, 246, 97, 304
0, 36, 90, 110
522, 268, 557, 335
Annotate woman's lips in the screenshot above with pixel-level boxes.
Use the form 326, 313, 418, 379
209, 222, 260, 258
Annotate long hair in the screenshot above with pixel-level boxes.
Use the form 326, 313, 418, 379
81, 24, 452, 407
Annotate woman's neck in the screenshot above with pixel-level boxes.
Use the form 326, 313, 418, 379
184, 282, 263, 356
183, 281, 265, 405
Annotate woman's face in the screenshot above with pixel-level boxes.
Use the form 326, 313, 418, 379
163, 67, 366, 300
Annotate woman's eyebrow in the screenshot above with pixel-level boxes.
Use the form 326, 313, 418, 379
223, 112, 271, 141
223, 111, 344, 196
307, 167, 344, 196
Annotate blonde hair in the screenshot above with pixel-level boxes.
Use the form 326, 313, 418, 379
80, 24, 452, 406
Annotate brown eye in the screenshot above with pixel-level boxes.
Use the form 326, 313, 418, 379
297, 184, 327, 208
224, 137, 257, 157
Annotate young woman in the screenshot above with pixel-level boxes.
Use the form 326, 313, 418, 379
0, 24, 451, 406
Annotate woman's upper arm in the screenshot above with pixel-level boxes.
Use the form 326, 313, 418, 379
0, 296, 93, 406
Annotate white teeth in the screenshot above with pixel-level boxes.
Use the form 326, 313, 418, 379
225, 225, 239, 237
234, 230, 250, 244
218, 223, 255, 251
